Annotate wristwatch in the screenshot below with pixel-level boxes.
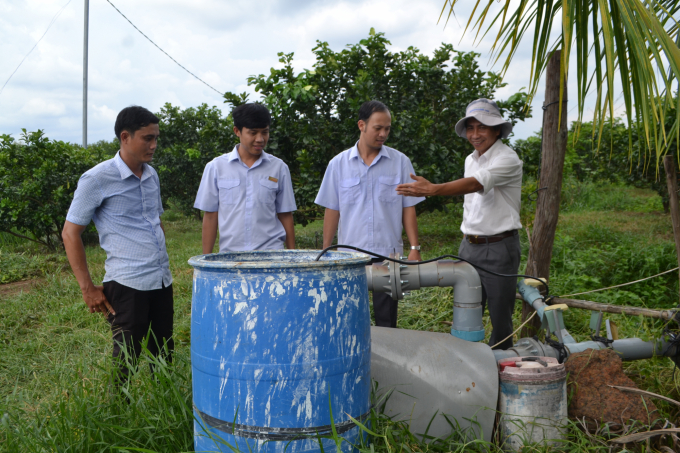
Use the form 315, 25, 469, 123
411, 245, 421, 251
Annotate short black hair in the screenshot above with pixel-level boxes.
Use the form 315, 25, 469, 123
232, 103, 271, 131
358, 100, 390, 122
114, 106, 159, 140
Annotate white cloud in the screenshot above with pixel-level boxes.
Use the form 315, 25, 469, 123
91, 103, 117, 122
19, 98, 66, 116
0, 0, 639, 145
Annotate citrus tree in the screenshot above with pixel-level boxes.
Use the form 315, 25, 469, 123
154, 103, 238, 217
241, 31, 530, 224
0, 131, 104, 249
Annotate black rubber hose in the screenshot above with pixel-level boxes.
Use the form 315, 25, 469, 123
314, 244, 550, 295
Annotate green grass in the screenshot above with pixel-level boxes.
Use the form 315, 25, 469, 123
0, 232, 24, 247
0, 231, 69, 284
1, 181, 679, 452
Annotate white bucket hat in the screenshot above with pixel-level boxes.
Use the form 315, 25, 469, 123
454, 98, 513, 139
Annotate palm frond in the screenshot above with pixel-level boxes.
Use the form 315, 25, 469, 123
441, 0, 680, 164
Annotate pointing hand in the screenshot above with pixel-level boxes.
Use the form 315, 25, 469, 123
396, 174, 435, 197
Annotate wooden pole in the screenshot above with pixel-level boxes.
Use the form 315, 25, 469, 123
663, 155, 680, 302
515, 294, 678, 320
520, 49, 568, 337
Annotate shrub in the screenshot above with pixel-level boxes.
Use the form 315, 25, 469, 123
0, 130, 104, 249
154, 104, 237, 217
514, 118, 678, 212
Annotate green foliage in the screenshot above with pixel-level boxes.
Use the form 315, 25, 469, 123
0, 232, 25, 248
244, 32, 531, 224
154, 103, 238, 216
513, 135, 542, 180
549, 182, 678, 309
560, 177, 664, 213
514, 117, 676, 212
551, 231, 678, 308
0, 131, 104, 249
88, 138, 120, 158
565, 120, 673, 210
223, 91, 249, 109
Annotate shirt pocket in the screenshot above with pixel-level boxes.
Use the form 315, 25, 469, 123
218, 179, 241, 205
339, 177, 361, 206
258, 178, 278, 205
378, 175, 400, 203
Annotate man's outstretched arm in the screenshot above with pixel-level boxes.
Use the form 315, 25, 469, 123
396, 174, 482, 198
62, 220, 115, 315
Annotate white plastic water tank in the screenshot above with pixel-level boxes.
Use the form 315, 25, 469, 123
498, 356, 568, 452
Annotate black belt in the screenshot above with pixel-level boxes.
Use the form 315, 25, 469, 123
464, 230, 516, 244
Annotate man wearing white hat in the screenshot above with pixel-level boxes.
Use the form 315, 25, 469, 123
396, 98, 522, 350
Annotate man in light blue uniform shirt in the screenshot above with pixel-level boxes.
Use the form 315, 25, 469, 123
315, 100, 425, 327
62, 106, 173, 384
194, 103, 297, 253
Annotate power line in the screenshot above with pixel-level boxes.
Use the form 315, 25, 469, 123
0, 0, 74, 98
103, 0, 224, 96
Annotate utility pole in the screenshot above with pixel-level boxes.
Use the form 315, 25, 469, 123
82, 0, 89, 148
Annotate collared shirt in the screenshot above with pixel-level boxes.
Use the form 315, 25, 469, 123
66, 152, 172, 291
193, 146, 297, 252
315, 143, 425, 256
462, 139, 523, 236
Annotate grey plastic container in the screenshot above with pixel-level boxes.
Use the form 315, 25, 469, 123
498, 356, 568, 452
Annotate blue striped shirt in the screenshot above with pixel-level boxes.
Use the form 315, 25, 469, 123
66, 152, 172, 291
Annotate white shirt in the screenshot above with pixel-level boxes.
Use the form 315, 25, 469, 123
315, 143, 425, 256
461, 140, 523, 236
193, 146, 297, 252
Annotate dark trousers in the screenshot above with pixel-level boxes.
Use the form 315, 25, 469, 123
103, 281, 174, 382
458, 233, 521, 350
371, 258, 398, 327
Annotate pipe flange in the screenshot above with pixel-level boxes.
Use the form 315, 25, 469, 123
451, 328, 485, 342
388, 261, 402, 300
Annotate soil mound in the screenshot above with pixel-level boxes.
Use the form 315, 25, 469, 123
565, 348, 659, 428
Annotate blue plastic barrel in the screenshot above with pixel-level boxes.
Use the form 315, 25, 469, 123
189, 250, 372, 453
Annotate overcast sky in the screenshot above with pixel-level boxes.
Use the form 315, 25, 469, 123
0, 0, 614, 146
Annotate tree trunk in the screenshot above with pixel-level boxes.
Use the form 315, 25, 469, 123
520, 50, 568, 337
663, 155, 680, 303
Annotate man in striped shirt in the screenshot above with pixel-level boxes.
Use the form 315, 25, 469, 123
62, 106, 174, 383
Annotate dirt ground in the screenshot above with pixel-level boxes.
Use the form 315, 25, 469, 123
0, 279, 40, 298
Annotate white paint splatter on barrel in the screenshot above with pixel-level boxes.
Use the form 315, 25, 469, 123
189, 250, 372, 453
